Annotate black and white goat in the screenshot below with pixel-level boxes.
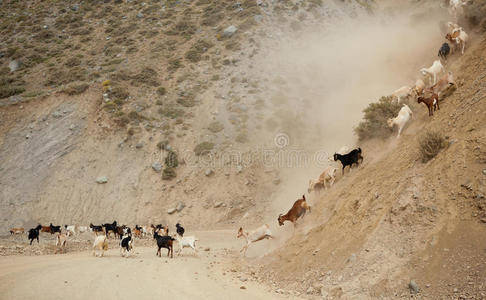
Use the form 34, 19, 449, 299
176, 223, 185, 237
120, 232, 133, 257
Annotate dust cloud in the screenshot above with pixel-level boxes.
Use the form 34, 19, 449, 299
244, 2, 449, 247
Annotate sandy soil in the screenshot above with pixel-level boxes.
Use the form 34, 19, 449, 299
0, 230, 286, 300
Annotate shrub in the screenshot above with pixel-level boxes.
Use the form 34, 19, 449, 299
208, 121, 224, 133
165, 150, 179, 168
158, 105, 184, 119
354, 96, 402, 141
194, 142, 214, 156
62, 83, 89, 95
157, 86, 166, 96
162, 167, 176, 180
418, 130, 447, 163
0, 86, 25, 99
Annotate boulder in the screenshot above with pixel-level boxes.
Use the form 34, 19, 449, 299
96, 176, 108, 184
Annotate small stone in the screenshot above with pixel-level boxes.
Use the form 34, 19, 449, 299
175, 202, 185, 212
204, 247, 210, 251
453, 288, 458, 293
96, 176, 108, 184
167, 208, 177, 214
348, 253, 357, 262
136, 12, 144, 18
152, 162, 162, 173
480, 218, 486, 223
136, 143, 143, 149
482, 169, 486, 175
240, 276, 247, 282
236, 165, 243, 174
306, 287, 315, 294
409, 280, 419, 294
69, 124, 76, 131
240, 286, 246, 289
52, 111, 63, 118
25, 134, 31, 139
205, 169, 214, 176
214, 202, 223, 208
8, 60, 21, 72
71, 4, 79, 11
223, 25, 238, 37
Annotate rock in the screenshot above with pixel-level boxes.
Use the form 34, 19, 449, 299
223, 25, 238, 37
167, 208, 177, 214
276, 289, 284, 294
8, 95, 23, 105
71, 4, 79, 11
175, 202, 185, 212
409, 280, 419, 294
306, 287, 315, 294
204, 247, 210, 251
240, 276, 248, 282
214, 202, 223, 208
8, 60, 21, 72
96, 176, 108, 184
480, 218, 486, 223
136, 12, 144, 18
52, 111, 63, 118
449, 139, 457, 146
240, 286, 246, 289
236, 165, 243, 174
483, 169, 486, 175
136, 143, 143, 149
152, 162, 162, 173
69, 124, 76, 131
25, 134, 31, 139
205, 169, 214, 176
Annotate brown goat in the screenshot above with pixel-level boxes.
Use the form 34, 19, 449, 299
41, 226, 52, 233
9, 228, 24, 235
278, 195, 311, 227
417, 93, 439, 117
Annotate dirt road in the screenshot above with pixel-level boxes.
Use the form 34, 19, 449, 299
0, 230, 286, 300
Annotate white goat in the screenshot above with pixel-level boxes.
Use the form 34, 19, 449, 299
92, 235, 108, 257
447, 21, 461, 34
391, 86, 415, 103
454, 29, 468, 55
78, 226, 88, 233
237, 224, 273, 255
387, 104, 413, 137
308, 166, 337, 193
65, 225, 76, 236
420, 60, 444, 85
174, 234, 198, 256
414, 79, 425, 96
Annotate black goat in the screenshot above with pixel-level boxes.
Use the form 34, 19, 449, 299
176, 223, 185, 237
438, 43, 450, 60
49, 223, 61, 234
90, 223, 104, 235
333, 148, 363, 174
102, 221, 117, 238
28, 225, 42, 245
154, 231, 175, 258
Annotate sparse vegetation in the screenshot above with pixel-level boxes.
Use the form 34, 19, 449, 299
162, 167, 176, 180
208, 121, 224, 133
418, 130, 447, 163
354, 96, 402, 141
157, 140, 169, 150
165, 150, 179, 168
157, 86, 166, 96
194, 142, 214, 156
62, 83, 89, 95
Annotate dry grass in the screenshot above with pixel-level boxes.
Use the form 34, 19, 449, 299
194, 142, 214, 156
61, 83, 89, 95
418, 130, 447, 163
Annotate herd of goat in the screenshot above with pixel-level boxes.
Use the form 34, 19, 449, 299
7, 2, 471, 256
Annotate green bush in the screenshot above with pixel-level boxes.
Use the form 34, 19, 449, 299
354, 96, 402, 141
162, 167, 176, 180
165, 150, 179, 168
418, 130, 447, 163
194, 142, 214, 156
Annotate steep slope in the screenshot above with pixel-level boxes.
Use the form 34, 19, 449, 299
248, 33, 486, 299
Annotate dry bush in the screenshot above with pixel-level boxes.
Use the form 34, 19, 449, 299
0, 76, 25, 99
354, 96, 402, 141
208, 121, 224, 133
418, 130, 447, 163
62, 83, 89, 95
162, 167, 176, 180
194, 142, 214, 156
158, 105, 184, 119
131, 67, 160, 87
165, 150, 179, 168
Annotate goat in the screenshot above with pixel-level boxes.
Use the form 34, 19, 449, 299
278, 195, 311, 227
387, 104, 413, 137
64, 225, 76, 236
115, 225, 127, 240
417, 93, 440, 117
120, 234, 133, 257
446, 29, 468, 55
425, 72, 455, 99
56, 232, 68, 253
174, 234, 198, 256
308, 166, 337, 194
9, 227, 24, 235
438, 43, 450, 60
176, 223, 185, 237
28, 225, 42, 245
92, 235, 109, 257
333, 148, 363, 174
420, 60, 444, 85
102, 221, 117, 238
78, 226, 89, 233
153, 224, 169, 236
89, 223, 104, 235
447, 21, 461, 34
414, 79, 425, 96
153, 231, 175, 258
49, 223, 61, 234
142, 225, 154, 237
391, 86, 414, 103
41, 225, 51, 234
133, 225, 143, 238
237, 224, 273, 255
